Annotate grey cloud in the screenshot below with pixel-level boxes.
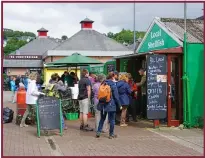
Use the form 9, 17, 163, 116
77, 3, 203, 31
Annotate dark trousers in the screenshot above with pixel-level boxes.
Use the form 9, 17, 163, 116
97, 111, 116, 136
141, 94, 147, 118
127, 98, 137, 121
130, 98, 137, 121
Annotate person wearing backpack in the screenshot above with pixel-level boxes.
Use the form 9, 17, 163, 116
46, 73, 68, 131
96, 71, 122, 139
93, 74, 108, 132
78, 69, 93, 131
117, 74, 132, 127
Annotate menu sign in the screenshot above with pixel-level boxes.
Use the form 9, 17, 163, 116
36, 96, 63, 137
146, 55, 167, 120
107, 64, 115, 72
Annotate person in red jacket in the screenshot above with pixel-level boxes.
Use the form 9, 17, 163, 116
127, 73, 138, 122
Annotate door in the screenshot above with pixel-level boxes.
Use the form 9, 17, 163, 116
167, 54, 183, 127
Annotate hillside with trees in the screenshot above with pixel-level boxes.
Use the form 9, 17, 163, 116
107, 29, 146, 45
3, 29, 37, 55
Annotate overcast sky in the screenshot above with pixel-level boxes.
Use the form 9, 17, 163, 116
3, 3, 203, 38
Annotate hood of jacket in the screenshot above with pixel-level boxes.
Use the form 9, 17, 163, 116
105, 79, 116, 87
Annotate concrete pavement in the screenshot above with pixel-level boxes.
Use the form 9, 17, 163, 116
2, 91, 204, 156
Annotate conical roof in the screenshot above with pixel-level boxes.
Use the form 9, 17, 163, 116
17, 37, 59, 55
80, 18, 94, 23
53, 29, 130, 51
37, 27, 48, 32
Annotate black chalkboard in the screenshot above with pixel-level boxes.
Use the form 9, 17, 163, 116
37, 96, 61, 130
107, 64, 115, 72
146, 55, 167, 120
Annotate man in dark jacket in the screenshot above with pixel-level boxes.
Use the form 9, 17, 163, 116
96, 72, 122, 139
136, 68, 147, 118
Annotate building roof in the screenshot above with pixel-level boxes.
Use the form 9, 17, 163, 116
53, 29, 131, 51
196, 16, 203, 20
3, 59, 43, 68
80, 18, 94, 23
43, 50, 133, 59
17, 37, 60, 55
37, 27, 48, 32
160, 18, 204, 43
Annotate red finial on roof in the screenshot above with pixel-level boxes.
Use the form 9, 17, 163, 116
80, 18, 94, 30
37, 27, 48, 37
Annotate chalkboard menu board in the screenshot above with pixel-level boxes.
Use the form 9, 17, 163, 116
36, 96, 62, 137
146, 55, 167, 120
107, 64, 115, 72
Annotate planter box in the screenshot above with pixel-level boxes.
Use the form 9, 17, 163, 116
65, 113, 78, 120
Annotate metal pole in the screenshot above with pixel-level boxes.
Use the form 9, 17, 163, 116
183, 2, 188, 126
133, 2, 136, 53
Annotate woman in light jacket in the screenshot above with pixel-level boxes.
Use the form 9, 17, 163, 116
93, 74, 108, 132
20, 72, 45, 128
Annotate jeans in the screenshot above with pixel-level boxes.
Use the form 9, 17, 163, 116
95, 109, 108, 132
97, 111, 115, 136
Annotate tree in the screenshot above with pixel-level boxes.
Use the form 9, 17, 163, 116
107, 29, 146, 45
4, 37, 27, 55
61, 35, 68, 40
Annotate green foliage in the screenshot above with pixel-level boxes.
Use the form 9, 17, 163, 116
107, 29, 146, 44
4, 30, 36, 38
4, 37, 28, 55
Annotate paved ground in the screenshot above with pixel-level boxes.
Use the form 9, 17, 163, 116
3, 91, 204, 156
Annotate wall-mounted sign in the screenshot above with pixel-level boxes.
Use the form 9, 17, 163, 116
4, 55, 42, 60
138, 23, 180, 53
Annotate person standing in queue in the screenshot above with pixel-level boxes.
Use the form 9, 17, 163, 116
136, 68, 147, 119
127, 73, 138, 122
48, 73, 68, 131
117, 74, 132, 127
96, 72, 122, 139
93, 74, 108, 132
78, 69, 93, 131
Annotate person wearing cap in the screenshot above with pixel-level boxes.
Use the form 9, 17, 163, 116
136, 68, 147, 119
20, 72, 45, 128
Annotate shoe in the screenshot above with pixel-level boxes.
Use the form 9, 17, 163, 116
120, 124, 128, 127
80, 125, 84, 130
64, 126, 68, 130
109, 134, 117, 139
83, 124, 94, 131
20, 124, 28, 128
96, 132, 100, 138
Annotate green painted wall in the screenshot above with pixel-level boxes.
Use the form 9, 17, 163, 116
120, 59, 128, 72
187, 43, 204, 127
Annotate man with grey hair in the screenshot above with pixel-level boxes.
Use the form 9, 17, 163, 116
92, 74, 108, 132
